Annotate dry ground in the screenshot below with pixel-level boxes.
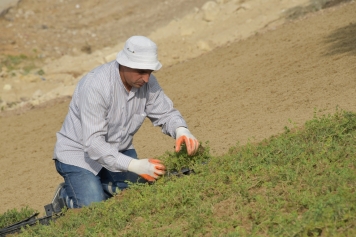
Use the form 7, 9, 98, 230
0, 0, 355, 215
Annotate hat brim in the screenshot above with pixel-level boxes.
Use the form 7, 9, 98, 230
116, 50, 162, 71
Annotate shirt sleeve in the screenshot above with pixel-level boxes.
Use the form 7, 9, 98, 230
145, 76, 188, 138
79, 73, 132, 172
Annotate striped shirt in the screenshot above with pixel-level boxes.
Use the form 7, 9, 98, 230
53, 60, 187, 175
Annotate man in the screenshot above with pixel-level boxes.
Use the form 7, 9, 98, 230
51, 36, 199, 210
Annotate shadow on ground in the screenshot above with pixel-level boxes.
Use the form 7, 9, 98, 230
323, 22, 356, 56
284, 0, 352, 20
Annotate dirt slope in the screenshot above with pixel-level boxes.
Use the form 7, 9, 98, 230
0, 0, 209, 57
0, 1, 355, 215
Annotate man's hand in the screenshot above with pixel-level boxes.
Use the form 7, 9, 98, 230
175, 127, 199, 156
128, 158, 166, 182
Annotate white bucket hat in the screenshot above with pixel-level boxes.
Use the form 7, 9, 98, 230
116, 36, 162, 71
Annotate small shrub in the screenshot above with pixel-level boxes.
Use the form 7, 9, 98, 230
158, 142, 211, 174
0, 207, 37, 229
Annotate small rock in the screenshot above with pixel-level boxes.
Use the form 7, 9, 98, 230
30, 99, 40, 106
202, 1, 219, 22
197, 40, 211, 51
3, 84, 12, 91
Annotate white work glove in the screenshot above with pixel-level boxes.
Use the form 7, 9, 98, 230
175, 127, 199, 156
128, 158, 166, 182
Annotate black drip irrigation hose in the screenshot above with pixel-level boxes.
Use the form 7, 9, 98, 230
0, 212, 62, 237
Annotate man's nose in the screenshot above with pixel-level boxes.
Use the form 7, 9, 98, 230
142, 74, 150, 83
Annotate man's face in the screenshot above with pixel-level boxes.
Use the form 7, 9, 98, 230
119, 66, 153, 91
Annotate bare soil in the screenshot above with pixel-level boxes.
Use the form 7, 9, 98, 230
0, 0, 355, 216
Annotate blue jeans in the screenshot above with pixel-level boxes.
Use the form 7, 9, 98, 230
55, 149, 146, 208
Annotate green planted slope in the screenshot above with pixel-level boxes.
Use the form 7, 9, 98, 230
2, 109, 356, 236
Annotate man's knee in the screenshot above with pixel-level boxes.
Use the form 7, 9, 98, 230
63, 175, 105, 208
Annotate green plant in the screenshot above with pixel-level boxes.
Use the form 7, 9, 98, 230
0, 207, 37, 229
0, 54, 44, 75
37, 69, 45, 76
2, 110, 356, 236
158, 142, 211, 173
1, 54, 27, 71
